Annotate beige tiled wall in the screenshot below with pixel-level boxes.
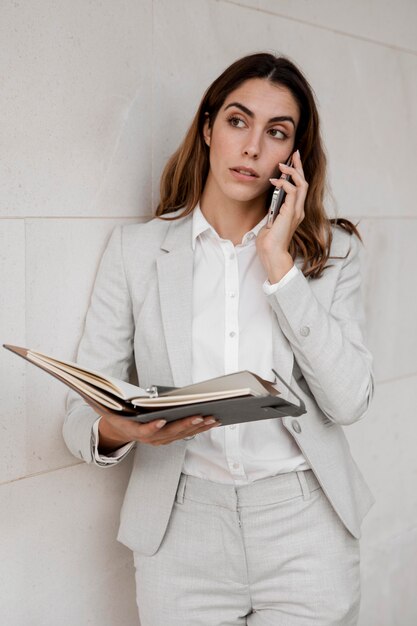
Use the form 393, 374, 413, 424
1, 1, 416, 624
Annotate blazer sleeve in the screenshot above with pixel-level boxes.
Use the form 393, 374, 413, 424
63, 226, 136, 463
267, 232, 374, 425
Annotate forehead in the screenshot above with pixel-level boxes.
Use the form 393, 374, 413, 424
223, 78, 300, 123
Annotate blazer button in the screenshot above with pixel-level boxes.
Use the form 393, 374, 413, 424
292, 419, 302, 434
300, 326, 310, 337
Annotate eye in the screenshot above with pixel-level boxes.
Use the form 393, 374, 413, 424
268, 128, 287, 140
227, 115, 246, 128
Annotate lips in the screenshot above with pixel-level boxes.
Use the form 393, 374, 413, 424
230, 166, 260, 178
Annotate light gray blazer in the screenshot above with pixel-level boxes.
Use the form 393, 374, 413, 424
64, 211, 375, 555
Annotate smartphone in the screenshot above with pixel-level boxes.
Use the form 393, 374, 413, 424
266, 154, 293, 228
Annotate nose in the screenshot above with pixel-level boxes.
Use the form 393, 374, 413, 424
243, 146, 258, 158
242, 130, 261, 159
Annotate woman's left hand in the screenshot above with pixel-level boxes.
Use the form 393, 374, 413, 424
256, 150, 308, 284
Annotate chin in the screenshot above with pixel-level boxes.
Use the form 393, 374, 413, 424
224, 187, 266, 204
235, 195, 261, 205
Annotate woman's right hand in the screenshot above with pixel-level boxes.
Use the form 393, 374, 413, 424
97, 412, 221, 453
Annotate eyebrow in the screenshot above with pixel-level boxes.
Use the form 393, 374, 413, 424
224, 101, 296, 127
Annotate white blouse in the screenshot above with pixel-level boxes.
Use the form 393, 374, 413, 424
93, 205, 309, 481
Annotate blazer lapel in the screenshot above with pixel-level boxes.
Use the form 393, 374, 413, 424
156, 214, 194, 388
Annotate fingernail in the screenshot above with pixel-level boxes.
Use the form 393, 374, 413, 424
279, 162, 287, 167
205, 418, 216, 425
269, 178, 280, 183
191, 417, 204, 425
156, 419, 166, 429
296, 149, 300, 157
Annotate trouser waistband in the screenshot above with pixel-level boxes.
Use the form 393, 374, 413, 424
176, 469, 321, 509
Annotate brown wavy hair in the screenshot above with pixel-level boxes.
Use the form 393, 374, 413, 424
156, 52, 360, 278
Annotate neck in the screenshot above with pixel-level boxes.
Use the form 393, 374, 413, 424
200, 175, 267, 245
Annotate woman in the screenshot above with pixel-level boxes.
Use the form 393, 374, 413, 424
64, 53, 374, 625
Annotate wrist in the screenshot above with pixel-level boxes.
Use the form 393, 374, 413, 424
266, 253, 294, 284
98, 416, 131, 451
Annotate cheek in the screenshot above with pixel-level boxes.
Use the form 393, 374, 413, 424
267, 160, 281, 178
265, 145, 291, 171
209, 136, 231, 173
210, 127, 236, 156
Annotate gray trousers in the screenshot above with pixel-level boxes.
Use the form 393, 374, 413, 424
133, 470, 361, 626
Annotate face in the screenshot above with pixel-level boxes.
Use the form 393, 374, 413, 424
203, 78, 300, 206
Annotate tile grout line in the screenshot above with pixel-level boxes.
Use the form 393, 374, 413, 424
376, 373, 417, 386
0, 461, 85, 488
363, 523, 417, 561
352, 216, 417, 221
218, 0, 417, 56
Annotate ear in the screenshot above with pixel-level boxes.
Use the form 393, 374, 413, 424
203, 113, 211, 147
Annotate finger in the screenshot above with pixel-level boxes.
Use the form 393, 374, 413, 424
158, 423, 221, 445
149, 418, 221, 445
277, 162, 308, 189
165, 415, 219, 438
291, 149, 305, 175
162, 414, 213, 437
128, 417, 169, 441
269, 178, 297, 197
268, 188, 304, 229
140, 413, 202, 434
270, 176, 308, 213
140, 414, 216, 442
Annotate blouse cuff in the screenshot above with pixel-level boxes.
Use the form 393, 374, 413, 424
262, 265, 299, 295
91, 417, 135, 466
